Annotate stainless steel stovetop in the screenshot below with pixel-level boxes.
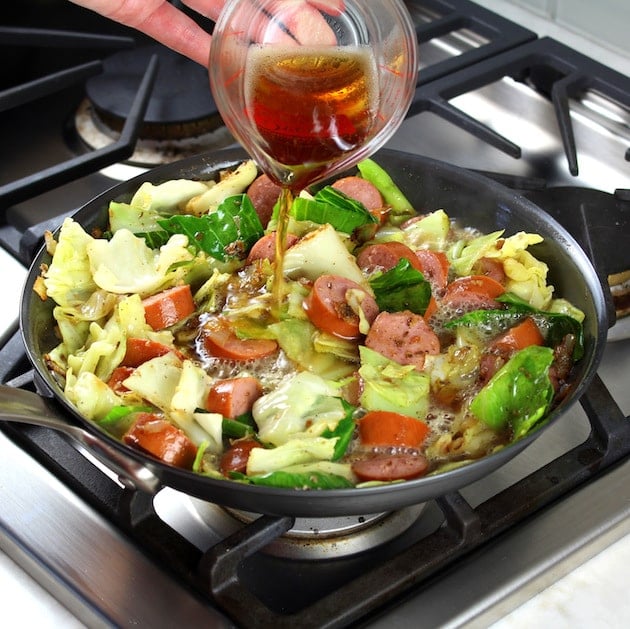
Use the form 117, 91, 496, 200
1, 1, 629, 626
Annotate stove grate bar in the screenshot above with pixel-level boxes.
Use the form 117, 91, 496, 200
0, 26, 135, 49
0, 55, 158, 211
408, 37, 630, 177
410, 0, 536, 85
0, 60, 102, 114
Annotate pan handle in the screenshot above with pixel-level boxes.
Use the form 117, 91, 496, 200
0, 385, 161, 495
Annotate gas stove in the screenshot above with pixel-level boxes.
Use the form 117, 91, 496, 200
1, 1, 629, 627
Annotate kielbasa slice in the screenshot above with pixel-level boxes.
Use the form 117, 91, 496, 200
304, 274, 379, 339
352, 454, 429, 482
332, 176, 384, 212
246, 232, 299, 263
206, 376, 263, 418
124, 413, 197, 469
356, 241, 424, 274
247, 174, 282, 227
365, 310, 440, 368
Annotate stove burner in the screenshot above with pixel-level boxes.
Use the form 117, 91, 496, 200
86, 44, 220, 138
74, 44, 235, 167
163, 492, 426, 560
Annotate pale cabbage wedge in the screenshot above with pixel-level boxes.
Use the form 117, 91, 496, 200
282, 223, 369, 288
246, 436, 338, 476
252, 372, 348, 446
448, 230, 504, 277
43, 217, 98, 307
358, 346, 430, 419
122, 354, 213, 445
402, 209, 451, 251
65, 370, 125, 421
184, 159, 258, 215
87, 230, 193, 296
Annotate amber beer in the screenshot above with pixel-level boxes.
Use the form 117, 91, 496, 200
245, 45, 379, 189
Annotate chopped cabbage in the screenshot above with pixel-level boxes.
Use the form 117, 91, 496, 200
86, 230, 193, 296
358, 346, 430, 418
184, 160, 258, 215
252, 372, 347, 445
402, 209, 451, 250
282, 223, 368, 287
448, 230, 503, 277
246, 436, 338, 475
64, 370, 124, 421
43, 218, 97, 307
122, 352, 184, 411
130, 179, 211, 214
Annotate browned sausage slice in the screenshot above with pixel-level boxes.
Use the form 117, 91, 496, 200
206, 376, 263, 418
356, 241, 424, 274
332, 176, 384, 212
123, 413, 197, 469
246, 231, 299, 263
365, 310, 440, 368
352, 454, 429, 482
247, 174, 282, 227
304, 274, 379, 339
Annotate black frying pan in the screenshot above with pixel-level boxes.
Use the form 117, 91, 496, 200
1, 148, 609, 517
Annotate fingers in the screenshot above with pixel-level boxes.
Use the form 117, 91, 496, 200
69, 0, 212, 65
259, 0, 339, 45
130, 2, 212, 65
181, 0, 225, 22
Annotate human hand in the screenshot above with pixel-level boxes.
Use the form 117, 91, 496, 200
69, 1, 345, 66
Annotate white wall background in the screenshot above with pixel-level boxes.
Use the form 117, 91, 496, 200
478, 0, 630, 74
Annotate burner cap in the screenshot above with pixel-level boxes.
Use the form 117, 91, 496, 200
85, 44, 221, 140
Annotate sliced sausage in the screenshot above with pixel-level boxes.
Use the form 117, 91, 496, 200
206, 376, 263, 418
332, 175, 384, 217
352, 454, 429, 482
414, 249, 450, 292
356, 241, 424, 274
142, 284, 195, 330
247, 174, 282, 227
441, 275, 505, 312
219, 438, 262, 476
365, 310, 440, 368
474, 257, 506, 284
246, 231, 299, 264
200, 316, 278, 361
122, 338, 186, 367
123, 412, 197, 469
107, 366, 135, 393
304, 274, 379, 339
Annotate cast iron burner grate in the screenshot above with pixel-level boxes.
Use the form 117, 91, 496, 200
410, 36, 630, 182
0, 329, 629, 627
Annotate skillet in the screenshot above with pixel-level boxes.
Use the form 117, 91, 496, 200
0, 147, 609, 517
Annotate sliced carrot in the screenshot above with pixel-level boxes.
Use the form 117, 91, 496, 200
123, 412, 197, 469
201, 316, 278, 361
142, 284, 195, 331
206, 376, 263, 418
358, 410, 430, 448
414, 249, 450, 291
494, 317, 544, 351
